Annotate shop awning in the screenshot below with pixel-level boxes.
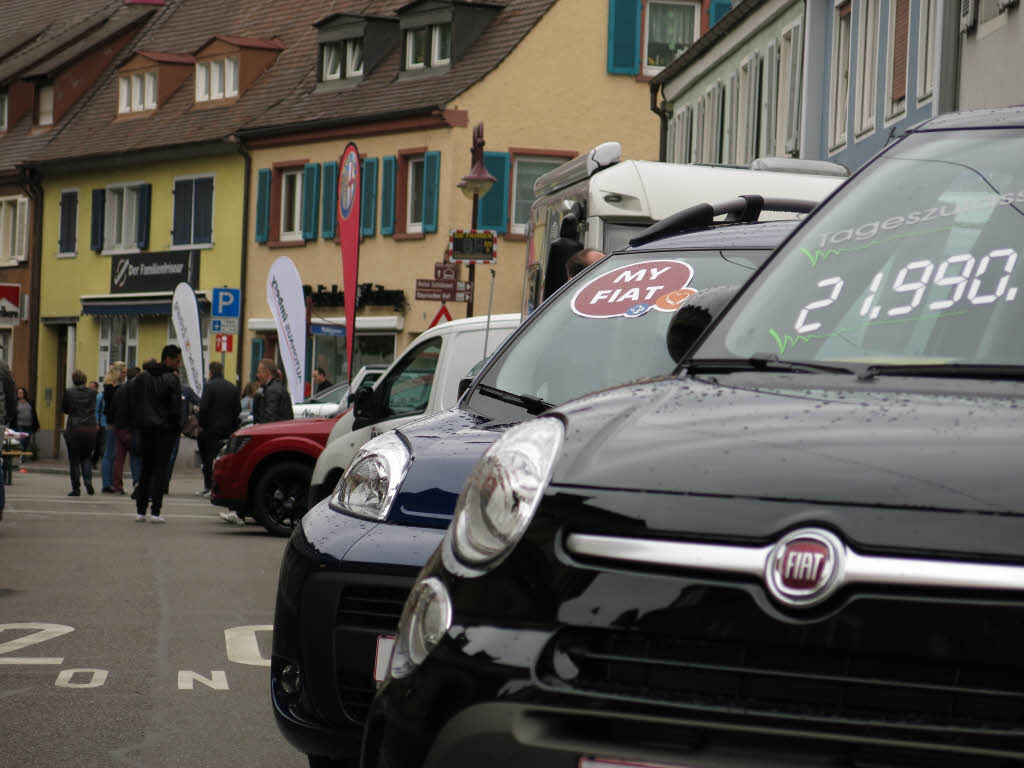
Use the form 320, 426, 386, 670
80, 291, 210, 317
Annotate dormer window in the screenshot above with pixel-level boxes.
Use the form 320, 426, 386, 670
321, 39, 363, 81
195, 56, 239, 102
118, 72, 157, 114
404, 23, 450, 70
36, 84, 54, 126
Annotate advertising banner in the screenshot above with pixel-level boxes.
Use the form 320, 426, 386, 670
338, 142, 361, 384
111, 250, 199, 293
171, 282, 204, 396
267, 256, 306, 405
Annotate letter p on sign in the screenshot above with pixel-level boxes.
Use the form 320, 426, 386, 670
212, 288, 241, 318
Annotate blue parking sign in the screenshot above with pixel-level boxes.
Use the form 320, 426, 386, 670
212, 288, 241, 318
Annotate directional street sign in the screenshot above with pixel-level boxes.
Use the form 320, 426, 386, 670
212, 288, 241, 318
211, 317, 239, 334
415, 279, 473, 302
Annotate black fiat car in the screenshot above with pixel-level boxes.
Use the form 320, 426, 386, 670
366, 108, 1024, 767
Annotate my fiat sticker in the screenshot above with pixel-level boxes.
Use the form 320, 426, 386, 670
571, 260, 695, 319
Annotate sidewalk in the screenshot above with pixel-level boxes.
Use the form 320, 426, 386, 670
12, 457, 201, 477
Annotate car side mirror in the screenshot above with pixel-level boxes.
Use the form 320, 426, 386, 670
353, 385, 376, 419
666, 285, 740, 362
457, 376, 473, 399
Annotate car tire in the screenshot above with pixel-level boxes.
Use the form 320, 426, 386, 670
251, 460, 313, 536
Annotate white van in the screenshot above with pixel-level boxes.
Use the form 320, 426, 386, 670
523, 143, 847, 312
307, 313, 520, 506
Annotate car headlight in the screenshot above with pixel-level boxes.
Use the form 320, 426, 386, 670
328, 431, 411, 521
443, 417, 563, 575
222, 435, 250, 456
390, 577, 452, 679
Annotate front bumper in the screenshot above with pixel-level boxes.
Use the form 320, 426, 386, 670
271, 501, 443, 761
210, 451, 246, 509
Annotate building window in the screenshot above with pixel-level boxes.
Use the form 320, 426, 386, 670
0, 93, 8, 131
99, 317, 138, 376
37, 84, 54, 126
172, 177, 214, 247
405, 23, 450, 71
644, 0, 699, 75
406, 156, 425, 233
512, 157, 565, 234
886, 0, 910, 118
119, 72, 157, 114
0, 196, 28, 263
280, 169, 303, 241
321, 39, 363, 80
106, 186, 138, 250
431, 24, 451, 66
918, 0, 937, 103
59, 190, 78, 256
195, 57, 238, 103
855, 0, 880, 135
780, 24, 803, 155
0, 329, 11, 364
829, 1, 852, 150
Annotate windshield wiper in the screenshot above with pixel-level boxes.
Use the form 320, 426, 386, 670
859, 363, 1024, 381
686, 355, 862, 376
475, 384, 553, 415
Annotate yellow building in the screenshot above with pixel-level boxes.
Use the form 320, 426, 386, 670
237, 0, 662, 390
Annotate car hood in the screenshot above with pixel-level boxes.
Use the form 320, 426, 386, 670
234, 416, 339, 440
388, 407, 523, 528
552, 373, 1024, 514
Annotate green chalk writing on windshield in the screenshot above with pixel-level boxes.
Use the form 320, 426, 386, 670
768, 309, 970, 356
798, 225, 956, 268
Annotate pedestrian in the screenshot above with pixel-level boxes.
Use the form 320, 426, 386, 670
565, 248, 605, 280
198, 361, 239, 501
252, 359, 293, 423
111, 366, 140, 495
0, 359, 15, 516
91, 380, 105, 466
128, 346, 183, 522
100, 362, 126, 491
239, 380, 258, 414
313, 367, 332, 392
14, 387, 39, 459
62, 370, 98, 496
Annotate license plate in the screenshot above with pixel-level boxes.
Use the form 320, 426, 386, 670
374, 635, 396, 684
581, 759, 697, 768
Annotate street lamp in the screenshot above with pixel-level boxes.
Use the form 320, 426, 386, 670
457, 122, 496, 315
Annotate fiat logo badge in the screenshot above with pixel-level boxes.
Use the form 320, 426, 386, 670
765, 528, 845, 607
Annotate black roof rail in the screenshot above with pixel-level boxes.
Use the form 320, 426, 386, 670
629, 195, 818, 247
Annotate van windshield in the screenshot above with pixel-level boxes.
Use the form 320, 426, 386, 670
695, 130, 1024, 369
479, 248, 769, 406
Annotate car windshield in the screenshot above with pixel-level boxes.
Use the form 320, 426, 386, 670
695, 129, 1024, 369
480, 248, 770, 405
305, 383, 347, 404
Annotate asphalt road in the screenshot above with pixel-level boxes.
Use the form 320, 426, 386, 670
0, 467, 305, 768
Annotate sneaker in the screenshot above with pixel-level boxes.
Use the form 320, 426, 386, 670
149, 515, 166, 524
68, 489, 80, 497
202, 488, 212, 497
135, 514, 146, 522
85, 484, 95, 496
218, 510, 244, 525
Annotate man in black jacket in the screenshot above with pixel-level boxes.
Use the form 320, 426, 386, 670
253, 359, 293, 423
128, 345, 182, 522
198, 361, 239, 495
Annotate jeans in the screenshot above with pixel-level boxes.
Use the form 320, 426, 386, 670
65, 429, 97, 491
130, 430, 143, 487
101, 428, 117, 489
136, 428, 177, 515
112, 428, 133, 492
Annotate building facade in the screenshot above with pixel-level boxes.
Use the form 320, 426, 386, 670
958, 0, 1023, 109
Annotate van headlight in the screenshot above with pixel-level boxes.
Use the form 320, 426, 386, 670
328, 432, 411, 521
390, 577, 452, 678
443, 417, 563, 575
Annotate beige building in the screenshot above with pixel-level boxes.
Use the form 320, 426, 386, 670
237, 0, 665, 392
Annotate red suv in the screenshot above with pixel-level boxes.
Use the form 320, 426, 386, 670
211, 416, 337, 535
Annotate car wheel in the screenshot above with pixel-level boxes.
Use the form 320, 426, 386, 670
251, 460, 313, 536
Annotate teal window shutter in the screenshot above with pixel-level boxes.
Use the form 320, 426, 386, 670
361, 157, 378, 237
250, 337, 264, 381
90, 188, 105, 252
422, 151, 440, 234
709, 0, 731, 27
255, 169, 271, 243
135, 183, 151, 250
607, 0, 641, 75
380, 156, 397, 235
302, 163, 321, 240
476, 152, 509, 233
322, 161, 338, 239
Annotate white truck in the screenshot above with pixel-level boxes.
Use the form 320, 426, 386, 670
306, 313, 520, 507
